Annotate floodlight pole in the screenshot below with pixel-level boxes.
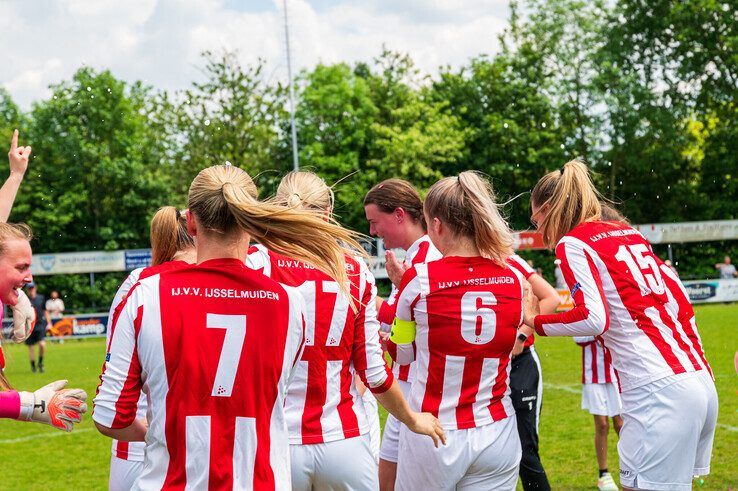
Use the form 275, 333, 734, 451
283, 0, 299, 171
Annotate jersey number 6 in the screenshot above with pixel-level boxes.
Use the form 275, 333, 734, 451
460, 291, 497, 345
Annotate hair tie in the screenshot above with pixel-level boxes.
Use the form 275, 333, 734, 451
559, 166, 565, 175
175, 209, 182, 220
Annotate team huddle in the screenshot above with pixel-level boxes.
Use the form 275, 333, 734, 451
0, 131, 718, 491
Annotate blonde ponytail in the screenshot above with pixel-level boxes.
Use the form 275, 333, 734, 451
275, 171, 334, 212
188, 165, 364, 288
531, 159, 602, 248
425, 171, 514, 265
150, 206, 195, 266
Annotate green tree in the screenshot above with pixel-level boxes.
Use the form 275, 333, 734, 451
431, 53, 567, 230
292, 53, 467, 232
168, 50, 290, 197
16, 68, 171, 253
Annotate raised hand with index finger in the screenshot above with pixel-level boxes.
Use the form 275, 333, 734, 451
8, 129, 31, 177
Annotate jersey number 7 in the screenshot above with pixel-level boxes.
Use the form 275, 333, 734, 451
207, 313, 247, 397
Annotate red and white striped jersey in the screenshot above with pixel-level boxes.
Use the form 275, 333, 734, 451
104, 260, 190, 461
659, 262, 713, 378
573, 336, 617, 385
390, 256, 523, 430
506, 254, 537, 348
94, 258, 305, 490
534, 221, 711, 391
378, 235, 441, 383
246, 245, 393, 445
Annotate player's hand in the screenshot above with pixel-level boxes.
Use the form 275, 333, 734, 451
385, 250, 409, 288
522, 280, 539, 328
18, 380, 88, 431
10, 288, 36, 342
8, 129, 31, 177
407, 411, 446, 448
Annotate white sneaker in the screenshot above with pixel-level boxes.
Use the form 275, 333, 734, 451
597, 472, 618, 491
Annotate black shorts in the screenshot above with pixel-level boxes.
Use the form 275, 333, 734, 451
24, 327, 46, 345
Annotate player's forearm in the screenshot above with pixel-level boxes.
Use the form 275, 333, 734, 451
372, 381, 418, 428
0, 173, 23, 222
538, 296, 560, 315
533, 305, 608, 337
95, 418, 147, 441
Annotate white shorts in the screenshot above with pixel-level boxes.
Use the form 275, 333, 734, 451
618, 370, 718, 491
378, 378, 411, 463
396, 416, 520, 491
290, 434, 378, 491
109, 455, 144, 491
362, 391, 381, 464
581, 382, 622, 417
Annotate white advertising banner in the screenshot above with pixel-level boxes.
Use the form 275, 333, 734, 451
30, 249, 152, 276
682, 278, 738, 304
634, 220, 738, 244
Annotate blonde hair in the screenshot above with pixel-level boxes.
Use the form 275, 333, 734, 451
276, 171, 334, 211
0, 371, 11, 391
531, 159, 602, 248
424, 171, 513, 265
150, 207, 195, 266
188, 165, 364, 287
0, 223, 32, 256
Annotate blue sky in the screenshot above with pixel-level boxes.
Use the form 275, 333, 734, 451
0, 0, 510, 109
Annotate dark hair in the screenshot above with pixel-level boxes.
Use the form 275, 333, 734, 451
363, 179, 426, 230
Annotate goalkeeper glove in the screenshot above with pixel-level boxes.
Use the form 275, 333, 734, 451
17, 380, 87, 431
10, 288, 36, 343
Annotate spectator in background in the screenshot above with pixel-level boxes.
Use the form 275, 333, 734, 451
24, 282, 51, 373
45, 290, 64, 321
715, 256, 737, 279
527, 258, 543, 276
664, 259, 679, 277
554, 259, 566, 289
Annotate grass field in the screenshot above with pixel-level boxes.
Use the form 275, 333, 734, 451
0, 304, 735, 490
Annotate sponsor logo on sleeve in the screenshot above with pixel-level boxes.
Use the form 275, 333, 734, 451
570, 282, 582, 296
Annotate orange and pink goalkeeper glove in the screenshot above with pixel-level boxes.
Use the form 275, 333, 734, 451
17, 380, 87, 431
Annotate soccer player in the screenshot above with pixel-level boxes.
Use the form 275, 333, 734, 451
520, 159, 717, 491
94, 164, 441, 489
247, 171, 445, 490
390, 171, 533, 490
104, 206, 196, 491
506, 255, 558, 491
0, 222, 87, 431
573, 336, 622, 491
24, 282, 52, 372
363, 178, 442, 490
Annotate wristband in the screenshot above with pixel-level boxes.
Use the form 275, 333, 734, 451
0, 391, 21, 419
390, 318, 416, 344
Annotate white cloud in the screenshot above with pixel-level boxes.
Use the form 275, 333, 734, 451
0, 0, 510, 109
